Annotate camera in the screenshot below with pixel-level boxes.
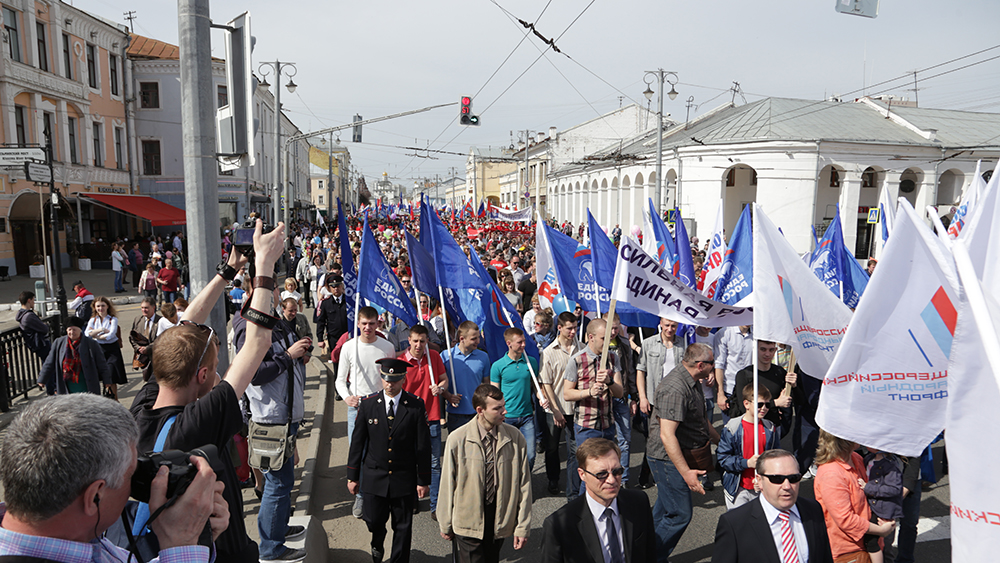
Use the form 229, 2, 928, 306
233, 218, 275, 278
131, 444, 224, 504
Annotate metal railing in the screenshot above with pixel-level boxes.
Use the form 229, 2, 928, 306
0, 316, 59, 411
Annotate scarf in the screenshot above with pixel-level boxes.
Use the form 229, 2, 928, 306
62, 338, 82, 384
75, 288, 93, 299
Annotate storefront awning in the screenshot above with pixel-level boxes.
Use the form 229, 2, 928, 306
250, 194, 270, 204
79, 194, 186, 226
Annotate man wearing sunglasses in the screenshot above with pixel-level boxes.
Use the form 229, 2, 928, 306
541, 438, 656, 563
711, 449, 834, 563
132, 219, 288, 563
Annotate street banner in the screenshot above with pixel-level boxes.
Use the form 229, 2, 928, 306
713, 205, 754, 306
947, 159, 986, 239
752, 204, 853, 378
491, 205, 532, 222
816, 199, 957, 456
702, 203, 728, 299
877, 180, 896, 244
587, 210, 659, 328
610, 236, 753, 327
336, 198, 357, 333
469, 247, 540, 365
535, 218, 574, 314
358, 216, 419, 327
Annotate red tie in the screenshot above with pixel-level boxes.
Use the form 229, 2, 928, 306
778, 511, 800, 563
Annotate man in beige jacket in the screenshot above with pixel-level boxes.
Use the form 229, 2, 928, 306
438, 383, 532, 563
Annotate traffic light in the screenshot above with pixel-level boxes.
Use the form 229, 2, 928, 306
459, 96, 480, 126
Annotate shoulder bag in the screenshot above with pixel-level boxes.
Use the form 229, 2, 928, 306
248, 339, 297, 472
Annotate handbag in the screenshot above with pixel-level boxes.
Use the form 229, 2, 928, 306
682, 441, 713, 471
834, 552, 873, 563
248, 333, 297, 472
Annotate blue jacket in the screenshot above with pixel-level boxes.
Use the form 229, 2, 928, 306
717, 415, 778, 503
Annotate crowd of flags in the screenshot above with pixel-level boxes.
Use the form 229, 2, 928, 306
334, 159, 1000, 559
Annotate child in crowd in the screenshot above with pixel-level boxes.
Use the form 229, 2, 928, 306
861, 447, 904, 563
717, 384, 779, 510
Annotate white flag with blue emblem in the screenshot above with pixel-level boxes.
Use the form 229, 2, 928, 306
816, 199, 958, 456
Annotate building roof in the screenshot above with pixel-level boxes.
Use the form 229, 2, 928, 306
470, 146, 515, 160
128, 34, 179, 60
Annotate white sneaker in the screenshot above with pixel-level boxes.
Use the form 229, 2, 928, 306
352, 496, 364, 519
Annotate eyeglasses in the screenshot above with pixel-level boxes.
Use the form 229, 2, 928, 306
582, 466, 625, 482
180, 320, 219, 371
758, 473, 803, 485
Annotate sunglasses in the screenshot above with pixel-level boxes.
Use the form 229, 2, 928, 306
759, 473, 803, 485
180, 320, 220, 369
582, 466, 625, 482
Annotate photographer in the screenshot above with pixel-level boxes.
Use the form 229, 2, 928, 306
233, 294, 311, 562
0, 393, 225, 563
131, 219, 286, 563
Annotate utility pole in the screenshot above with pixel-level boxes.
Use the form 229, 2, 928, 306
523, 129, 531, 211
327, 133, 334, 221
45, 134, 67, 329
178, 0, 227, 367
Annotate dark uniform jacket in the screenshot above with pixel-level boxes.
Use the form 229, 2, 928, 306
315, 295, 349, 344
347, 390, 431, 499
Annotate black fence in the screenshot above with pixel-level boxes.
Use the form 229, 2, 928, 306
0, 315, 59, 411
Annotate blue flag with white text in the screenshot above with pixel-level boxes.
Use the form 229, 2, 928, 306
470, 247, 540, 365
649, 199, 677, 269
586, 210, 660, 328
337, 198, 357, 333
713, 204, 753, 305
358, 216, 419, 327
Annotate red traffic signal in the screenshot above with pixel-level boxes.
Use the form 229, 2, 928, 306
459, 96, 480, 126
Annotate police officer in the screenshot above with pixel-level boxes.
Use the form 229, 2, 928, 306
347, 358, 432, 563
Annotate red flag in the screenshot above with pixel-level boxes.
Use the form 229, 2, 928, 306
409, 205, 415, 222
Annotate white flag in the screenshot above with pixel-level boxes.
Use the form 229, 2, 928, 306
610, 237, 752, 327
947, 160, 987, 239
816, 199, 958, 456
641, 205, 659, 260
702, 203, 727, 299
752, 204, 852, 378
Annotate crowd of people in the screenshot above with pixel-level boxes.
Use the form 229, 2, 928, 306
5, 210, 928, 563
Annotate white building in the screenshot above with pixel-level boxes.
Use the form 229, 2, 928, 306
548, 96, 1000, 256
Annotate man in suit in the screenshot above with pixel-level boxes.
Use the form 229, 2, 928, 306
129, 297, 161, 369
316, 276, 349, 357
347, 358, 432, 563
541, 438, 657, 563
711, 449, 834, 563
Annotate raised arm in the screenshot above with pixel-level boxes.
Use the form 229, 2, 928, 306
183, 245, 250, 325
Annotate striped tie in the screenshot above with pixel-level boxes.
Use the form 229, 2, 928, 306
483, 431, 496, 505
778, 511, 801, 563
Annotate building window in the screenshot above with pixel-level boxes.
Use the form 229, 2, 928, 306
318, 180, 324, 189
109, 55, 119, 96
92, 122, 102, 167
725, 168, 735, 187
68, 117, 78, 163
140, 82, 159, 108
3, 8, 20, 62
86, 44, 97, 88
829, 169, 841, 188
861, 168, 877, 188
43, 112, 55, 153
35, 22, 47, 71
318, 195, 324, 205
114, 127, 124, 170
14, 106, 27, 145
62, 33, 72, 79
217, 85, 228, 109
142, 140, 161, 175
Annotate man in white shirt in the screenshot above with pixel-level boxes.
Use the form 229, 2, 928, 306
336, 306, 395, 518
711, 449, 834, 563
714, 325, 753, 419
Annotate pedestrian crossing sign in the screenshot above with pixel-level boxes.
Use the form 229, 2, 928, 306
867, 208, 880, 224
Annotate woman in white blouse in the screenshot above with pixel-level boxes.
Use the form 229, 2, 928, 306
308, 254, 325, 308
85, 296, 128, 399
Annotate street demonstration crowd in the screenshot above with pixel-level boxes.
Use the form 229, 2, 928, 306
4, 209, 930, 563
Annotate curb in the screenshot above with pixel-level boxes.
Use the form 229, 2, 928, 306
294, 357, 330, 562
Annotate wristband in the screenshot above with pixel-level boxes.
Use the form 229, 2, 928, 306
241, 299, 278, 330
217, 262, 238, 282
253, 276, 276, 291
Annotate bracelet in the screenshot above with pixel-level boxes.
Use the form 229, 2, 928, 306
217, 262, 238, 282
241, 300, 278, 330
253, 276, 276, 291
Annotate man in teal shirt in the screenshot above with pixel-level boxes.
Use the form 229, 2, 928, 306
490, 327, 543, 470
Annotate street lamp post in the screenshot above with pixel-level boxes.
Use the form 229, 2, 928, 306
643, 69, 678, 214
257, 60, 297, 230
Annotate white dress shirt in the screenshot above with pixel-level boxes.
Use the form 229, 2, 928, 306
759, 496, 809, 563
383, 392, 398, 417
584, 493, 624, 563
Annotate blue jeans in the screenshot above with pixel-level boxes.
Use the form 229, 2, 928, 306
429, 421, 442, 511
505, 415, 536, 471
612, 398, 632, 484
648, 456, 692, 562
163, 290, 176, 304
575, 424, 616, 496
447, 413, 475, 433
114, 270, 123, 292
259, 423, 299, 559
704, 397, 716, 425
348, 406, 362, 500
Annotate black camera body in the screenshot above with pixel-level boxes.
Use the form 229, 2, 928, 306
233, 218, 275, 278
131, 444, 223, 504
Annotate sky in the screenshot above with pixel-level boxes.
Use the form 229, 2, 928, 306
69, 0, 1000, 189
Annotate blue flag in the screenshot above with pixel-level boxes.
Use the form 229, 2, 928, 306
672, 208, 696, 288
586, 210, 660, 328
843, 249, 870, 308
358, 216, 419, 327
426, 200, 482, 291
469, 247, 540, 365
336, 198, 357, 333
648, 199, 677, 269
405, 229, 436, 296
809, 205, 866, 308
714, 204, 753, 305
417, 197, 484, 328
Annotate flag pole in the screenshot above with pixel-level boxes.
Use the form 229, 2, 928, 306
497, 294, 544, 395
414, 290, 437, 387
352, 221, 364, 399
752, 204, 760, 456
436, 286, 454, 387
599, 299, 618, 371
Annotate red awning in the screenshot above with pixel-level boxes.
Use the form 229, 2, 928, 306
80, 194, 186, 226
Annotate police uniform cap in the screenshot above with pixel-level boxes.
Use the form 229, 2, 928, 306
377, 358, 411, 382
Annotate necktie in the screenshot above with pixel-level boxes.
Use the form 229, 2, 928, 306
603, 508, 624, 563
483, 431, 496, 505
387, 399, 395, 429
778, 511, 800, 563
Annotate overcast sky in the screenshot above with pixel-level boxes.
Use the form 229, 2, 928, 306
71, 0, 1000, 188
